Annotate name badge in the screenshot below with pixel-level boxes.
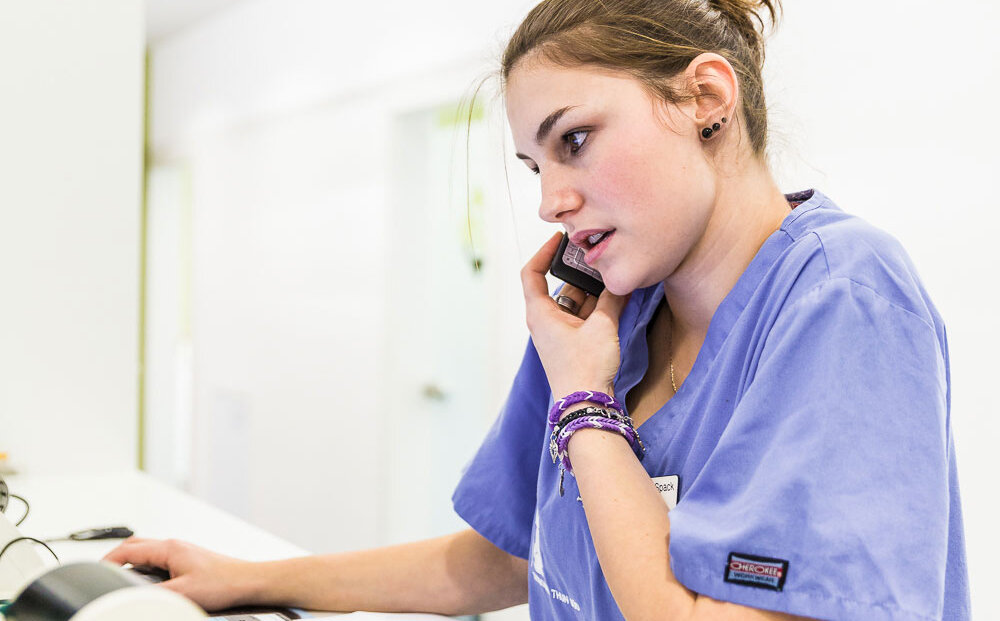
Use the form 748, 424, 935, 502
651, 474, 679, 509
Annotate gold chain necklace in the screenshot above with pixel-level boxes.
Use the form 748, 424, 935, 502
667, 308, 678, 394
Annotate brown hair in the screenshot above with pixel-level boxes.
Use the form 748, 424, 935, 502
500, 0, 781, 157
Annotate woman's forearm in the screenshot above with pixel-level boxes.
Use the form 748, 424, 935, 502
568, 430, 811, 621
568, 428, 697, 621
243, 528, 529, 615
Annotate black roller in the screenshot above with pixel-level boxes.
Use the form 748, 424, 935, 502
4, 562, 146, 621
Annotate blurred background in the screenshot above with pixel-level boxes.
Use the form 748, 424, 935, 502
1, 0, 997, 618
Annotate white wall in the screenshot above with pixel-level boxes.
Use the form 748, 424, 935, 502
766, 8, 1000, 618
147, 1, 999, 618
0, 1, 145, 474
145, 0, 543, 567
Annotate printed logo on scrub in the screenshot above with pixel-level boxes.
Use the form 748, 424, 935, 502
723, 552, 789, 592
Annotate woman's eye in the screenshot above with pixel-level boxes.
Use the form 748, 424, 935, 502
563, 130, 589, 154
524, 129, 589, 176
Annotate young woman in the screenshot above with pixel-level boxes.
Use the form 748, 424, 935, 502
106, 1, 970, 619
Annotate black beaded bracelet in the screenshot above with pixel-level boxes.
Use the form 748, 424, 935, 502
555, 406, 633, 433
549, 406, 634, 463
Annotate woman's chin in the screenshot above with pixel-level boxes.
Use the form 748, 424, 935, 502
601, 277, 638, 297
600, 271, 661, 297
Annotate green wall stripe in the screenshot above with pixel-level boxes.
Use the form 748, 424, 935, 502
137, 48, 151, 471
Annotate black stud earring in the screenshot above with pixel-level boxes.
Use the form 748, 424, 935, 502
702, 117, 728, 139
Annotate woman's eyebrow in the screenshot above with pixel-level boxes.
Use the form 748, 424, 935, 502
515, 105, 579, 160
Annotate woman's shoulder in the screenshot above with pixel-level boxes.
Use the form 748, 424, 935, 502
774, 189, 942, 328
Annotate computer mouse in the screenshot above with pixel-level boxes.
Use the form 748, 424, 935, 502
128, 564, 172, 583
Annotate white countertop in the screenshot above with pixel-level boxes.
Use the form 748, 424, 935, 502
5, 470, 308, 564
3, 471, 451, 619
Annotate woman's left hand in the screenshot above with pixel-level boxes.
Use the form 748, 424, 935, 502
521, 232, 630, 404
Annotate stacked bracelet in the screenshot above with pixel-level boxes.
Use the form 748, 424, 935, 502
548, 402, 646, 497
548, 391, 625, 428
549, 406, 635, 462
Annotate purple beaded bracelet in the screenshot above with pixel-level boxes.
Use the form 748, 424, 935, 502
548, 390, 624, 428
553, 414, 645, 496
557, 416, 643, 469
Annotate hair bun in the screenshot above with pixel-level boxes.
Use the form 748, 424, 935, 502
707, 0, 781, 65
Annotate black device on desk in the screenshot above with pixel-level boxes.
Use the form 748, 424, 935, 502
65, 526, 134, 541
126, 564, 171, 582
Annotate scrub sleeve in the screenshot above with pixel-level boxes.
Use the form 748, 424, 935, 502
668, 278, 960, 620
451, 339, 549, 560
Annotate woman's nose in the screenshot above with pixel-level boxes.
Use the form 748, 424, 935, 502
538, 173, 583, 223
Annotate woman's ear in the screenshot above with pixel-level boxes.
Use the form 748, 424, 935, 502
684, 52, 739, 129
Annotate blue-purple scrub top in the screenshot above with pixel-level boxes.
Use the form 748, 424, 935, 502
452, 189, 971, 620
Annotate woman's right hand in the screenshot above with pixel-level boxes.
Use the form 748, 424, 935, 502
102, 537, 259, 612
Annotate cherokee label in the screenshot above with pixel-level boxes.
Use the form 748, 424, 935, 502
724, 552, 789, 591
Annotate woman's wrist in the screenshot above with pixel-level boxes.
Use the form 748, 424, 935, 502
552, 385, 615, 402
550, 386, 620, 424
232, 558, 282, 606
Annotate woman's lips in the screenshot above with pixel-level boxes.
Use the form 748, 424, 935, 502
570, 228, 614, 249
584, 230, 614, 265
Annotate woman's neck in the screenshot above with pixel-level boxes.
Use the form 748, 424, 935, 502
661, 161, 790, 342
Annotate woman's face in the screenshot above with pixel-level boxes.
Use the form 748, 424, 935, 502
506, 58, 719, 295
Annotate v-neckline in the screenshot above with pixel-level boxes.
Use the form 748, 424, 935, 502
618, 191, 821, 436
624, 297, 675, 428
